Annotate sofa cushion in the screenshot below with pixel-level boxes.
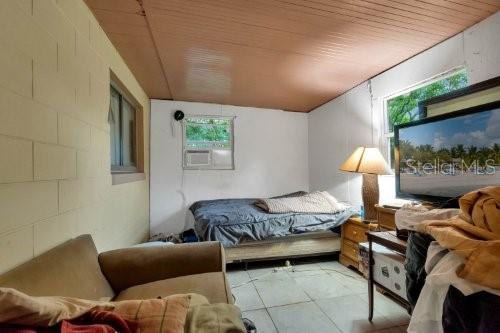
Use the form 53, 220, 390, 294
0, 235, 115, 301
114, 272, 233, 304
106, 295, 190, 333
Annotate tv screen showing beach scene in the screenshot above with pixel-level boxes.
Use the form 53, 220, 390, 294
397, 105, 500, 198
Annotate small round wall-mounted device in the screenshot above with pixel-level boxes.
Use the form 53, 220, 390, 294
174, 110, 184, 121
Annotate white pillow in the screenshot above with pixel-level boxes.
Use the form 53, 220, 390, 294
320, 191, 347, 211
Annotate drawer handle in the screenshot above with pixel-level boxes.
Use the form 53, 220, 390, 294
352, 230, 357, 235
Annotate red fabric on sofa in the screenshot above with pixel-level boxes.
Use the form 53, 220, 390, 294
0, 310, 137, 333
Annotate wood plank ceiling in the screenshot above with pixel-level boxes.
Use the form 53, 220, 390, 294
85, 0, 500, 112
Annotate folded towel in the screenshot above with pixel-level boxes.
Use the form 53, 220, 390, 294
256, 191, 347, 214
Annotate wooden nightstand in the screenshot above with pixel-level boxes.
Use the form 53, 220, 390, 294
375, 204, 397, 230
339, 217, 378, 270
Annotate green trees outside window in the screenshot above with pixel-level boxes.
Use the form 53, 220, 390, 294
387, 69, 468, 132
185, 117, 232, 149
386, 69, 468, 166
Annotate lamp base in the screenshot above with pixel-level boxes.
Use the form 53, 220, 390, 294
362, 173, 379, 220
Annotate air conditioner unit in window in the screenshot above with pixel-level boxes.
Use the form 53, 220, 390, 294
185, 150, 211, 168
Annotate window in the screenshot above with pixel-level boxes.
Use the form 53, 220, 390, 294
182, 116, 234, 170
384, 68, 468, 167
109, 83, 142, 174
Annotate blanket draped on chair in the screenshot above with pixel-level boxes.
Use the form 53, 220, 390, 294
0, 292, 190, 333
0, 290, 246, 333
416, 186, 500, 289
0, 310, 137, 333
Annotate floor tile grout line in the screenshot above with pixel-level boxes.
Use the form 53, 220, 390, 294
250, 270, 269, 311
265, 299, 318, 310
241, 308, 280, 333
315, 266, 373, 332
354, 293, 396, 328
248, 267, 285, 333
356, 291, 411, 327
267, 300, 337, 333
263, 307, 281, 333
312, 299, 345, 333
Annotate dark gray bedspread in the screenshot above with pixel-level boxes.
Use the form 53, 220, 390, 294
190, 198, 357, 246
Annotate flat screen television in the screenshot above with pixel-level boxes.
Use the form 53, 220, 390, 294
395, 101, 500, 203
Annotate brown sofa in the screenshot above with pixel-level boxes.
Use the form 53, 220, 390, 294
0, 235, 234, 305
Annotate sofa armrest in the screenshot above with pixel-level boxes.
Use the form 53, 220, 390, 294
98, 241, 225, 293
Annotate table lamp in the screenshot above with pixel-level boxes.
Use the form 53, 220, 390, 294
339, 147, 392, 220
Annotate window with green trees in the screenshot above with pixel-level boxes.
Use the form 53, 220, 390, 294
183, 116, 234, 170
385, 69, 468, 166
185, 117, 232, 149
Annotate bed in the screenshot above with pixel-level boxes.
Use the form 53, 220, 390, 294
189, 193, 357, 263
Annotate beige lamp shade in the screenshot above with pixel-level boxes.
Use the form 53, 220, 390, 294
339, 147, 392, 175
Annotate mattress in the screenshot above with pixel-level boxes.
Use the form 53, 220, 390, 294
190, 197, 357, 246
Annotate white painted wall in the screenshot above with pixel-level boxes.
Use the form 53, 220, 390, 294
309, 11, 500, 207
150, 100, 309, 235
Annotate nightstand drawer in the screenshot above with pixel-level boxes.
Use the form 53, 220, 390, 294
342, 239, 360, 262
344, 223, 368, 243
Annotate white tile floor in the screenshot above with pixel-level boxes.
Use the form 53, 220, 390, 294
227, 258, 409, 333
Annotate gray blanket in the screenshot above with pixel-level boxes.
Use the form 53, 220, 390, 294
190, 197, 357, 246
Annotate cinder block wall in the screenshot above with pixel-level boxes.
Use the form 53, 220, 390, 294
0, 0, 150, 273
